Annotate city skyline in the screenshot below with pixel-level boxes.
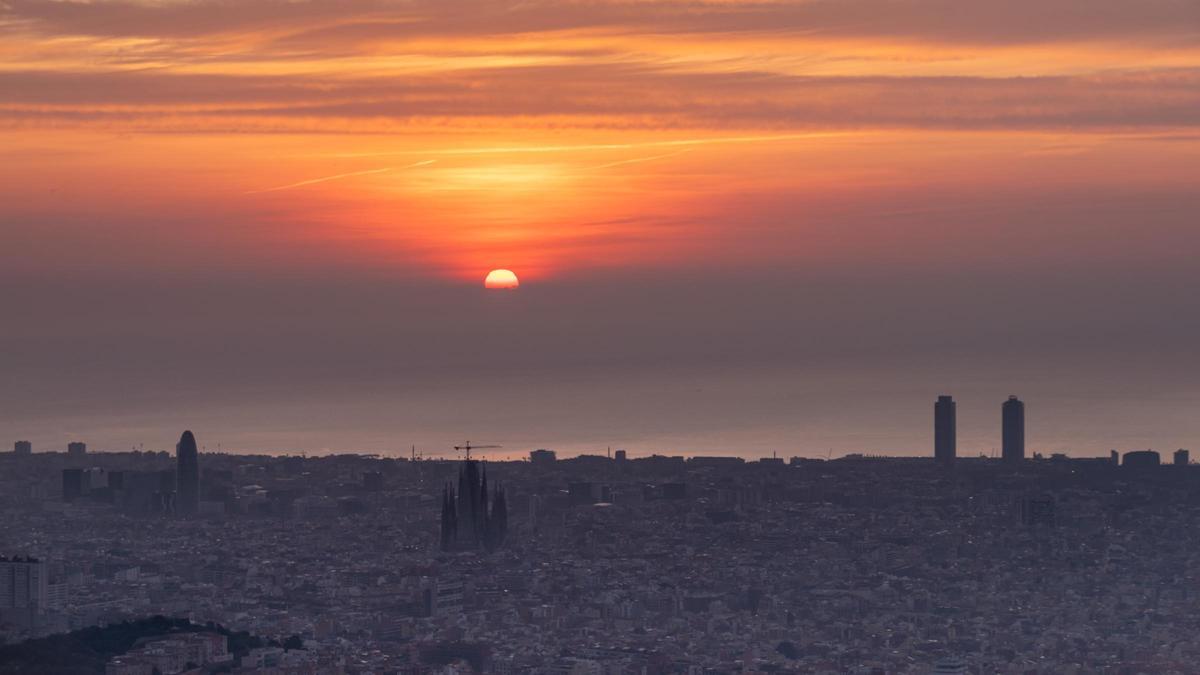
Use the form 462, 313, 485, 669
4, 427, 1199, 672
8, 392, 1191, 463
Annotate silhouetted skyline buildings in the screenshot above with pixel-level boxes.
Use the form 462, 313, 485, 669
0, 555, 48, 632
7, 435, 1200, 672
11, 404, 1197, 468
1002, 395, 1025, 462
931, 394, 1032, 463
175, 430, 200, 516
61, 469, 84, 503
934, 395, 956, 464
1123, 449, 1160, 469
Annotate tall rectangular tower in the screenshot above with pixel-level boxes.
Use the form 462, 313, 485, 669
0, 556, 48, 629
935, 395, 956, 464
1002, 395, 1025, 462
175, 431, 200, 516
62, 469, 85, 502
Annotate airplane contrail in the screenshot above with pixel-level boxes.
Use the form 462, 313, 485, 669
587, 149, 690, 170
245, 160, 435, 194
314, 132, 860, 159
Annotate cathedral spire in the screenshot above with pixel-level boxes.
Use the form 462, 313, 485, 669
441, 458, 506, 553
440, 483, 457, 551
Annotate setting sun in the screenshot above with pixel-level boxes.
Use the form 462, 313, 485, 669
484, 269, 520, 290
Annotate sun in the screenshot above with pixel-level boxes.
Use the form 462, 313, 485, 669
484, 269, 520, 289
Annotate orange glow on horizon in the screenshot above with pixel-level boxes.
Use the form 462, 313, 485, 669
1, 1, 1197, 281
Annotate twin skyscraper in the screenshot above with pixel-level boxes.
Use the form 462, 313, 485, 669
935, 394, 1025, 464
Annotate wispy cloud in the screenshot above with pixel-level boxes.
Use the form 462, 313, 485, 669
588, 149, 691, 169
318, 134, 858, 158
4, 0, 1198, 45
244, 160, 435, 193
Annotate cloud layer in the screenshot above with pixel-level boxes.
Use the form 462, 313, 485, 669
2, 0, 1198, 133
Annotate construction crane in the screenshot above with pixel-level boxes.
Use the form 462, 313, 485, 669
454, 441, 501, 461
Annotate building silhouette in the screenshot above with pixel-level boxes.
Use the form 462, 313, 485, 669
934, 395, 956, 464
0, 556, 47, 630
440, 459, 507, 552
428, 577, 465, 618
1123, 450, 1160, 469
176, 430, 200, 515
1002, 395, 1025, 462
13, 441, 31, 455
1174, 449, 1189, 466
67, 442, 86, 458
568, 482, 599, 506
62, 469, 84, 502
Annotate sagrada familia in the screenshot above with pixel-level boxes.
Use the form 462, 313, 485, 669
440, 459, 508, 552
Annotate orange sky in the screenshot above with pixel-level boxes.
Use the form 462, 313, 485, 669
2, 0, 1198, 283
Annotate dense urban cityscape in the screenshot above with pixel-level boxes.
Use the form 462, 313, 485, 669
2, 396, 1196, 674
